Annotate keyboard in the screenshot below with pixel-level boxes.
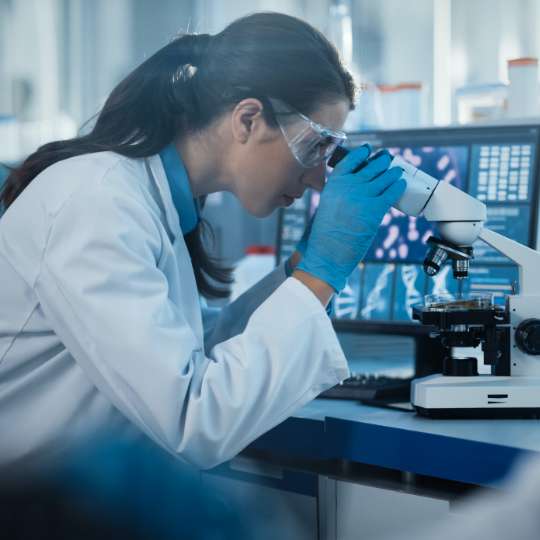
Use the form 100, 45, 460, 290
318, 374, 412, 401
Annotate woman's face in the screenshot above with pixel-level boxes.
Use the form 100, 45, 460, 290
227, 98, 350, 217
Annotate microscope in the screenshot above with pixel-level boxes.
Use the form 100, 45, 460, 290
394, 155, 540, 418
330, 147, 540, 418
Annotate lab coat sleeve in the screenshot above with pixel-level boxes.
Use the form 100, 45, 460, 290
34, 181, 349, 469
201, 264, 288, 352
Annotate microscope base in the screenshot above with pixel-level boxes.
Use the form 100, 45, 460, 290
412, 374, 540, 419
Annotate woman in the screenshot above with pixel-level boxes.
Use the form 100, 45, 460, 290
0, 13, 404, 468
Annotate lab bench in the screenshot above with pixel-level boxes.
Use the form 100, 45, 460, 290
203, 398, 540, 540
202, 333, 540, 539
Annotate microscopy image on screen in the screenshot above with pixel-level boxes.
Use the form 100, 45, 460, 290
364, 145, 469, 263
393, 264, 427, 321
359, 263, 395, 320
333, 265, 363, 320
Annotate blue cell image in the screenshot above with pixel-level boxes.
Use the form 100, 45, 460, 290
365, 145, 469, 264
359, 263, 395, 320
393, 264, 426, 321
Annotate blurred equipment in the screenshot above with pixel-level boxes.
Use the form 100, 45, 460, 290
455, 83, 508, 125
327, 0, 353, 68
507, 57, 540, 119
433, 57, 540, 126
377, 83, 427, 129
0, 115, 20, 162
230, 245, 275, 301
344, 82, 385, 131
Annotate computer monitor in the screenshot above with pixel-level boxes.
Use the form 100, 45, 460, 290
276, 123, 540, 332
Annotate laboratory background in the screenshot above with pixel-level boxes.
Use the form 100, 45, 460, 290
4, 0, 540, 268
4, 1, 540, 539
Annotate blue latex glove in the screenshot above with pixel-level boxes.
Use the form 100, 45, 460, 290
295, 216, 312, 256
297, 145, 406, 292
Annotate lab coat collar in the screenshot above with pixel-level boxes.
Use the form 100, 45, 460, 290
144, 154, 189, 242
158, 144, 200, 235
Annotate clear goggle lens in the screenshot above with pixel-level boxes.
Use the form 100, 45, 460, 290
269, 98, 347, 168
287, 124, 346, 168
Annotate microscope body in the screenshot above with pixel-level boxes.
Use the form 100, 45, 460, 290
392, 155, 540, 418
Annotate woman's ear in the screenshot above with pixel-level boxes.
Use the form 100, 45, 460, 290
230, 98, 265, 143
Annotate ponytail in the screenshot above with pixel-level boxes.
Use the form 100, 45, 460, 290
1, 12, 355, 298
1, 33, 232, 298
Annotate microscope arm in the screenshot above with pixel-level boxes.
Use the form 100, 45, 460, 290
392, 155, 540, 288
393, 156, 487, 245
478, 228, 540, 296
333, 150, 538, 292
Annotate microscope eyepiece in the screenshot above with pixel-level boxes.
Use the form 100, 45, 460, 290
328, 145, 349, 168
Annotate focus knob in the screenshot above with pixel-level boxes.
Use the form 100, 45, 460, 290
515, 319, 540, 355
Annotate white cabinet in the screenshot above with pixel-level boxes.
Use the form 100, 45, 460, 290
319, 476, 451, 540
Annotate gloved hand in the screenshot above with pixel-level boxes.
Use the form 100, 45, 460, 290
296, 145, 406, 292
295, 216, 312, 257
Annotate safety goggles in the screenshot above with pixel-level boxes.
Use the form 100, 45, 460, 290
268, 98, 347, 168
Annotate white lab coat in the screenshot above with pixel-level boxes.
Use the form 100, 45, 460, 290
0, 151, 349, 469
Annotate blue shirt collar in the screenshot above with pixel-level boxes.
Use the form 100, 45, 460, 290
159, 143, 200, 235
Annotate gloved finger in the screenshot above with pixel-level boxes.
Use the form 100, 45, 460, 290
353, 150, 393, 183
380, 177, 407, 206
331, 143, 371, 176
365, 167, 404, 197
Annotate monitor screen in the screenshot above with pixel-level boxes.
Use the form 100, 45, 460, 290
277, 124, 540, 324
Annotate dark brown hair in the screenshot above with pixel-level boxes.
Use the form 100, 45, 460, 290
1, 12, 355, 298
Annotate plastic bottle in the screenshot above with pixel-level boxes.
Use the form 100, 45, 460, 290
507, 57, 540, 118
230, 246, 276, 301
